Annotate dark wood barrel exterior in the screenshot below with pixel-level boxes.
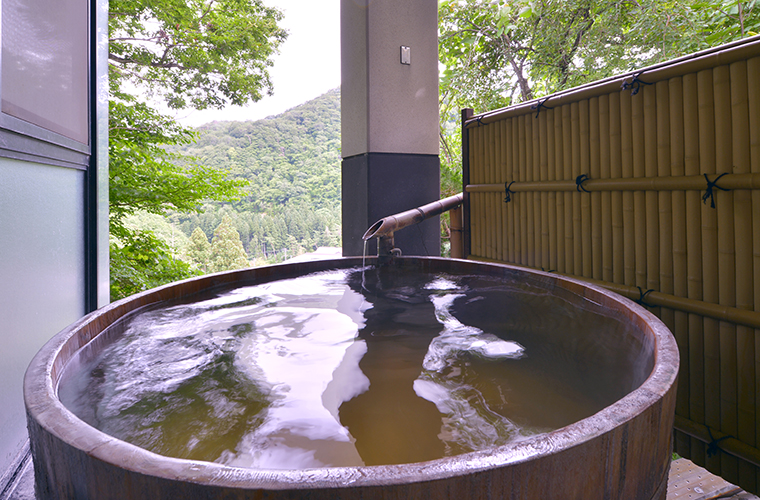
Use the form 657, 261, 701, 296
25, 257, 678, 499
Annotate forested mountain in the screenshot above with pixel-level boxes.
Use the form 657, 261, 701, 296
185, 88, 340, 212
147, 88, 341, 267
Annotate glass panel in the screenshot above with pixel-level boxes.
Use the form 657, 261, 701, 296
2, 0, 89, 144
0, 158, 85, 474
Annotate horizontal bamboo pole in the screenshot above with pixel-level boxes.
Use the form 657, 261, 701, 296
675, 415, 760, 469
465, 172, 760, 193
465, 36, 760, 128
469, 257, 760, 330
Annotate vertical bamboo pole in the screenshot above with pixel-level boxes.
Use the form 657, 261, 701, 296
520, 115, 529, 266
572, 102, 582, 275
730, 60, 755, 492
478, 124, 488, 259
469, 124, 479, 257
494, 121, 503, 262
482, 122, 492, 260
462, 109, 474, 259
525, 115, 536, 267
519, 114, 529, 266
547, 108, 558, 272
485, 122, 498, 259
487, 123, 496, 260
698, 67, 721, 474
714, 64, 738, 484
555, 106, 566, 274
469, 124, 481, 257
539, 110, 550, 271
643, 85, 661, 315
563, 104, 574, 274
600, 95, 613, 283
450, 204, 464, 259
492, 122, 501, 260
555, 106, 566, 273
492, 121, 502, 262
502, 119, 511, 263
656, 80, 674, 335
478, 123, 488, 259
655, 81, 674, 360
507, 117, 516, 264
684, 72, 706, 464
512, 116, 522, 265
621, 90, 636, 287
532, 112, 542, 269
632, 86, 647, 290
748, 56, 760, 485
498, 119, 508, 263
670, 76, 691, 458
580, 99, 592, 278
610, 92, 624, 285
478, 125, 491, 258
655, 78, 679, 455
589, 97, 603, 280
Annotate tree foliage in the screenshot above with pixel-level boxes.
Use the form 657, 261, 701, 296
439, 0, 760, 116
109, 0, 287, 109
109, 92, 246, 242
179, 89, 341, 211
187, 227, 212, 273
209, 214, 250, 272
438, 0, 760, 204
108, 0, 287, 300
110, 231, 198, 300
169, 90, 342, 265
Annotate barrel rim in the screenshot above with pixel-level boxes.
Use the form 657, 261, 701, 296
24, 256, 679, 491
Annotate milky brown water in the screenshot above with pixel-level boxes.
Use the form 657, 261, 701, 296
59, 266, 649, 469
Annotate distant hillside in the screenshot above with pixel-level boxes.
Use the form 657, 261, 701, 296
167, 89, 342, 264
183, 88, 340, 211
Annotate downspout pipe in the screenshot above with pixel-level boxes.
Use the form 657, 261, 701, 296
362, 193, 464, 261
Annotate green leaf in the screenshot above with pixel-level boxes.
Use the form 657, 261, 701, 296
518, 5, 533, 18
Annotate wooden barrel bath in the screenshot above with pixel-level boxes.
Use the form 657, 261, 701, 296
24, 257, 678, 499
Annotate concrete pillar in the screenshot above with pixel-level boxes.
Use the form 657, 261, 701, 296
341, 0, 440, 256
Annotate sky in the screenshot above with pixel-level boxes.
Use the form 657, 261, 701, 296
175, 0, 341, 127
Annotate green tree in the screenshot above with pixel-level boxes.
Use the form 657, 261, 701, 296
439, 0, 760, 116
109, 0, 287, 109
438, 0, 760, 194
210, 215, 250, 272
108, 0, 287, 299
110, 231, 197, 300
187, 227, 212, 273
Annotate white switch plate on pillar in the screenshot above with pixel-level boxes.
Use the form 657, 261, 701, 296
400, 46, 411, 65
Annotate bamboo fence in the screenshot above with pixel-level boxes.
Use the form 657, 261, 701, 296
462, 36, 760, 494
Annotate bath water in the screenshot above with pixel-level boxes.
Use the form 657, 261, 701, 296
59, 266, 639, 469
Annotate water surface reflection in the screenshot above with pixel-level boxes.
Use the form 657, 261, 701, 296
60, 266, 635, 469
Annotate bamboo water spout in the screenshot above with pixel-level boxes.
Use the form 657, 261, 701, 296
362, 193, 464, 261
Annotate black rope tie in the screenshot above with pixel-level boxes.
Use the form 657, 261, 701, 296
576, 174, 591, 193
504, 181, 515, 203
706, 425, 732, 458
476, 116, 484, 127
530, 97, 553, 118
635, 286, 655, 308
621, 71, 653, 95
702, 172, 730, 209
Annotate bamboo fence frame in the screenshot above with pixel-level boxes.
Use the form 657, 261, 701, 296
461, 38, 760, 494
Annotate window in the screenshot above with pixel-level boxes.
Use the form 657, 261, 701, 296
1, 0, 91, 167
